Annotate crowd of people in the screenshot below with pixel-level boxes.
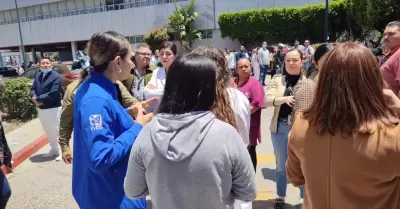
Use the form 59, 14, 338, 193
1, 19, 400, 209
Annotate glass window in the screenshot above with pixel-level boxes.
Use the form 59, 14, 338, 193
53, 66, 64, 74
21, 68, 39, 79
207, 30, 213, 39
135, 36, 142, 43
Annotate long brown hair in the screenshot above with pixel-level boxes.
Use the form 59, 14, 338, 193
190, 45, 237, 130
303, 42, 399, 136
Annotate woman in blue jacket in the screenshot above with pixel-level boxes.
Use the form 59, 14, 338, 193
72, 31, 154, 209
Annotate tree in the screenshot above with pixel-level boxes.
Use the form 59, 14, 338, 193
143, 27, 170, 51
351, 0, 400, 37
168, 0, 201, 52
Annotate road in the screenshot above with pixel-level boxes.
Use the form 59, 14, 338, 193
5, 92, 302, 209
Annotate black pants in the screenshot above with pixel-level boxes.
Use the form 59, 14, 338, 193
247, 145, 257, 172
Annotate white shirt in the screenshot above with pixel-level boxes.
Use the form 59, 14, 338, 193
143, 67, 166, 99
227, 53, 236, 69
257, 48, 270, 65
301, 45, 314, 62
227, 88, 251, 146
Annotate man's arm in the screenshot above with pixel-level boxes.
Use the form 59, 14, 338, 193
30, 74, 38, 98
59, 85, 75, 153
117, 81, 139, 108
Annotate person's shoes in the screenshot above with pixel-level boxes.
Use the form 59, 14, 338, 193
55, 155, 62, 162
43, 150, 60, 158
274, 198, 285, 209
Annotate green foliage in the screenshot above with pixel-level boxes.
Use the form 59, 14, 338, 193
143, 27, 170, 51
1, 77, 37, 120
168, 0, 201, 50
350, 0, 400, 35
51, 53, 59, 61
218, 0, 354, 45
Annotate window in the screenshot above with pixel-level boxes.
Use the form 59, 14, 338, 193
129, 35, 144, 44
199, 30, 213, 39
21, 68, 39, 79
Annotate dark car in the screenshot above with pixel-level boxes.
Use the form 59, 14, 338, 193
0, 67, 18, 77
20, 64, 79, 91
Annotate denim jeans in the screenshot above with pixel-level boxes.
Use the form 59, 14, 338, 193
271, 122, 304, 198
259, 64, 268, 85
304, 61, 313, 72
0, 170, 11, 208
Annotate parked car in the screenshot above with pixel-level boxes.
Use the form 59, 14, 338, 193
20, 64, 80, 91
0, 67, 18, 77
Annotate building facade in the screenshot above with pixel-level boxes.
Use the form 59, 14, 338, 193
0, 0, 325, 63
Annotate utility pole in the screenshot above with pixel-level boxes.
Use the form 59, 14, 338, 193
14, 0, 28, 67
324, 0, 329, 42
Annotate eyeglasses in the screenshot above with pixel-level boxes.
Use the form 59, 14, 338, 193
136, 52, 151, 57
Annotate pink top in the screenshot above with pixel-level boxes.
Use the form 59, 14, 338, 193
235, 77, 266, 146
380, 46, 400, 94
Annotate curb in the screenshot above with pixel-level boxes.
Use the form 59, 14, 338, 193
1, 134, 48, 174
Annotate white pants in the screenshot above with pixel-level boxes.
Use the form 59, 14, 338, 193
38, 107, 61, 153
234, 200, 252, 209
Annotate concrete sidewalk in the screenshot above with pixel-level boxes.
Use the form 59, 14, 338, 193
2, 118, 48, 173
6, 118, 44, 154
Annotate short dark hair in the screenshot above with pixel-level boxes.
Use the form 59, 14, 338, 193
159, 41, 177, 55
39, 57, 52, 63
87, 31, 130, 73
158, 54, 217, 114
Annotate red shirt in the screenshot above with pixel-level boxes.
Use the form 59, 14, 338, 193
235, 77, 266, 146
380, 46, 400, 94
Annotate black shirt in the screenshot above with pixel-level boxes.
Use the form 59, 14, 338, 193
277, 74, 301, 119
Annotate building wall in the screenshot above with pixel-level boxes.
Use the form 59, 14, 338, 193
0, 0, 64, 11
0, 0, 327, 49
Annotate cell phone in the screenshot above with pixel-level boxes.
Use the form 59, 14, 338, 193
146, 99, 159, 113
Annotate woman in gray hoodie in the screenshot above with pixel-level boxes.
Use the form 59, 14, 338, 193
124, 54, 257, 209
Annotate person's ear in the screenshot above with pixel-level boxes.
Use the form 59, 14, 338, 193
113, 56, 122, 67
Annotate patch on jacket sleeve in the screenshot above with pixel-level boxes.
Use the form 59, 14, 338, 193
89, 114, 103, 130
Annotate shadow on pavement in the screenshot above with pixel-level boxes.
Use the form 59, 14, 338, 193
261, 167, 277, 182
253, 199, 298, 209
29, 154, 57, 163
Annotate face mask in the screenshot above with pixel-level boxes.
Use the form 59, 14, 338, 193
262, 45, 267, 49
41, 68, 52, 73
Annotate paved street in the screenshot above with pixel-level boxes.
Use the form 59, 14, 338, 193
5, 87, 301, 209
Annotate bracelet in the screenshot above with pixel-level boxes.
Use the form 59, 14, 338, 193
273, 97, 277, 106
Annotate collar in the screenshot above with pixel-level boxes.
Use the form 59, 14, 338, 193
234, 76, 250, 87
90, 71, 117, 100
281, 74, 304, 86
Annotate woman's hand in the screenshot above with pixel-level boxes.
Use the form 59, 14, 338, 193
274, 96, 295, 107
284, 96, 295, 107
135, 108, 154, 126
141, 97, 159, 113
383, 89, 400, 114
146, 84, 157, 90
128, 97, 159, 117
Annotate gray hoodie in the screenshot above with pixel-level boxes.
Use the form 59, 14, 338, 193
124, 111, 256, 209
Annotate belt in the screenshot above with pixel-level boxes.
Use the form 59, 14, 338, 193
278, 118, 289, 125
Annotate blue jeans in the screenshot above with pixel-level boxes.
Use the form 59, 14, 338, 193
271, 122, 304, 198
0, 170, 11, 208
259, 64, 268, 85
304, 61, 313, 72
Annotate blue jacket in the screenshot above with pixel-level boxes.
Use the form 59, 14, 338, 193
29, 70, 62, 109
72, 71, 146, 209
